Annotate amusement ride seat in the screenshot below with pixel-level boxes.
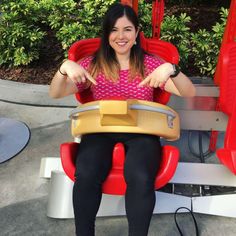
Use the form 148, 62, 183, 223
60, 32, 180, 195
215, 42, 236, 174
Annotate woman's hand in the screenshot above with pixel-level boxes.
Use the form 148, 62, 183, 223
49, 59, 97, 99
138, 62, 173, 88
138, 62, 196, 97
60, 60, 97, 85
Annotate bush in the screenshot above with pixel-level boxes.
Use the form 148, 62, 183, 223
53, 0, 117, 52
190, 7, 228, 76
0, 0, 152, 64
0, 1, 46, 66
160, 13, 191, 71
0, 0, 229, 78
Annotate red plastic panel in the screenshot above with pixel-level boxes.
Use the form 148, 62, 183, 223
154, 145, 179, 189
112, 142, 125, 168
216, 89, 236, 174
152, 0, 164, 39
215, 42, 236, 174
217, 149, 236, 175
214, 0, 236, 86
217, 42, 236, 116
224, 103, 236, 150
60, 142, 179, 195
60, 142, 79, 182
220, 0, 236, 46
68, 38, 100, 62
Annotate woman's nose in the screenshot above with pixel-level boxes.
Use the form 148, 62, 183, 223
118, 31, 124, 39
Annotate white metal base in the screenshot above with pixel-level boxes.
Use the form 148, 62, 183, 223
40, 157, 236, 219
98, 191, 192, 217
193, 194, 236, 218
47, 170, 74, 218
45, 170, 192, 219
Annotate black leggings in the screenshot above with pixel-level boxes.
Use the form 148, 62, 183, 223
73, 133, 162, 236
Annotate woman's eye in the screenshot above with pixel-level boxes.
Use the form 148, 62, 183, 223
111, 28, 117, 32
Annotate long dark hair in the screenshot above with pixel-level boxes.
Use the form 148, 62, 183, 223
90, 3, 145, 81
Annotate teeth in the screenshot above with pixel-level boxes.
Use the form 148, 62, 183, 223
117, 42, 127, 46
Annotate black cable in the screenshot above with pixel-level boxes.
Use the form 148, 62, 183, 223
188, 130, 213, 161
174, 207, 199, 236
198, 131, 205, 163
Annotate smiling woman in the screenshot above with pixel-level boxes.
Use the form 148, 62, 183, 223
49, 3, 195, 236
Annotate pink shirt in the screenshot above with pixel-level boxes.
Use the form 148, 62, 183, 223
76, 54, 163, 101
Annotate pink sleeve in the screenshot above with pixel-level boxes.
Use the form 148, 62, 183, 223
75, 56, 93, 92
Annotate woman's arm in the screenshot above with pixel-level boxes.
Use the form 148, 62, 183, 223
49, 59, 96, 99
139, 62, 196, 97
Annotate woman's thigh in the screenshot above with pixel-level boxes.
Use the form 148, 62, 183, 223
123, 134, 162, 184
75, 133, 115, 182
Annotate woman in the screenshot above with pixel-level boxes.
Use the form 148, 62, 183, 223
50, 3, 195, 236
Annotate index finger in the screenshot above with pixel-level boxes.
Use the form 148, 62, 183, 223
138, 75, 151, 87
84, 71, 97, 85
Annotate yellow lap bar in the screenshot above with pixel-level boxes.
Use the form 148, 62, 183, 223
70, 99, 180, 141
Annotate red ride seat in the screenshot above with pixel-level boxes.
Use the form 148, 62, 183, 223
60, 33, 180, 194
61, 142, 179, 194
215, 42, 236, 174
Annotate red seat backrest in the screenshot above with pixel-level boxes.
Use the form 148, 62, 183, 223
216, 42, 236, 116
68, 33, 179, 105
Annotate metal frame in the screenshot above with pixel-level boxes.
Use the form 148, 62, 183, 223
40, 158, 236, 219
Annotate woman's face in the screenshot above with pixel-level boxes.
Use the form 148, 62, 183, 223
109, 15, 138, 57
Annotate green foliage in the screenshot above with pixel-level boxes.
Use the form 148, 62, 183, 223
161, 13, 191, 71
37, 0, 118, 55
138, 0, 152, 37
190, 7, 228, 76
0, 0, 229, 78
166, 0, 208, 5
0, 0, 45, 66
56, 0, 117, 49
38, 0, 83, 54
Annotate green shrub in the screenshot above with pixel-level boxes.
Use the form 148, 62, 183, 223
0, 0, 229, 78
166, 0, 209, 5
39, 0, 83, 52
0, 0, 45, 66
160, 13, 192, 71
138, 1, 152, 37
190, 7, 228, 76
54, 0, 117, 52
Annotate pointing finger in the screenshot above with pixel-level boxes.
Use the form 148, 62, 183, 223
84, 71, 97, 85
138, 76, 151, 87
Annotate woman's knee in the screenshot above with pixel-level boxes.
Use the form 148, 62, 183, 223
75, 162, 112, 186
124, 168, 156, 190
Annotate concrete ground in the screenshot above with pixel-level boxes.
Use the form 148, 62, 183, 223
1, 79, 236, 236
